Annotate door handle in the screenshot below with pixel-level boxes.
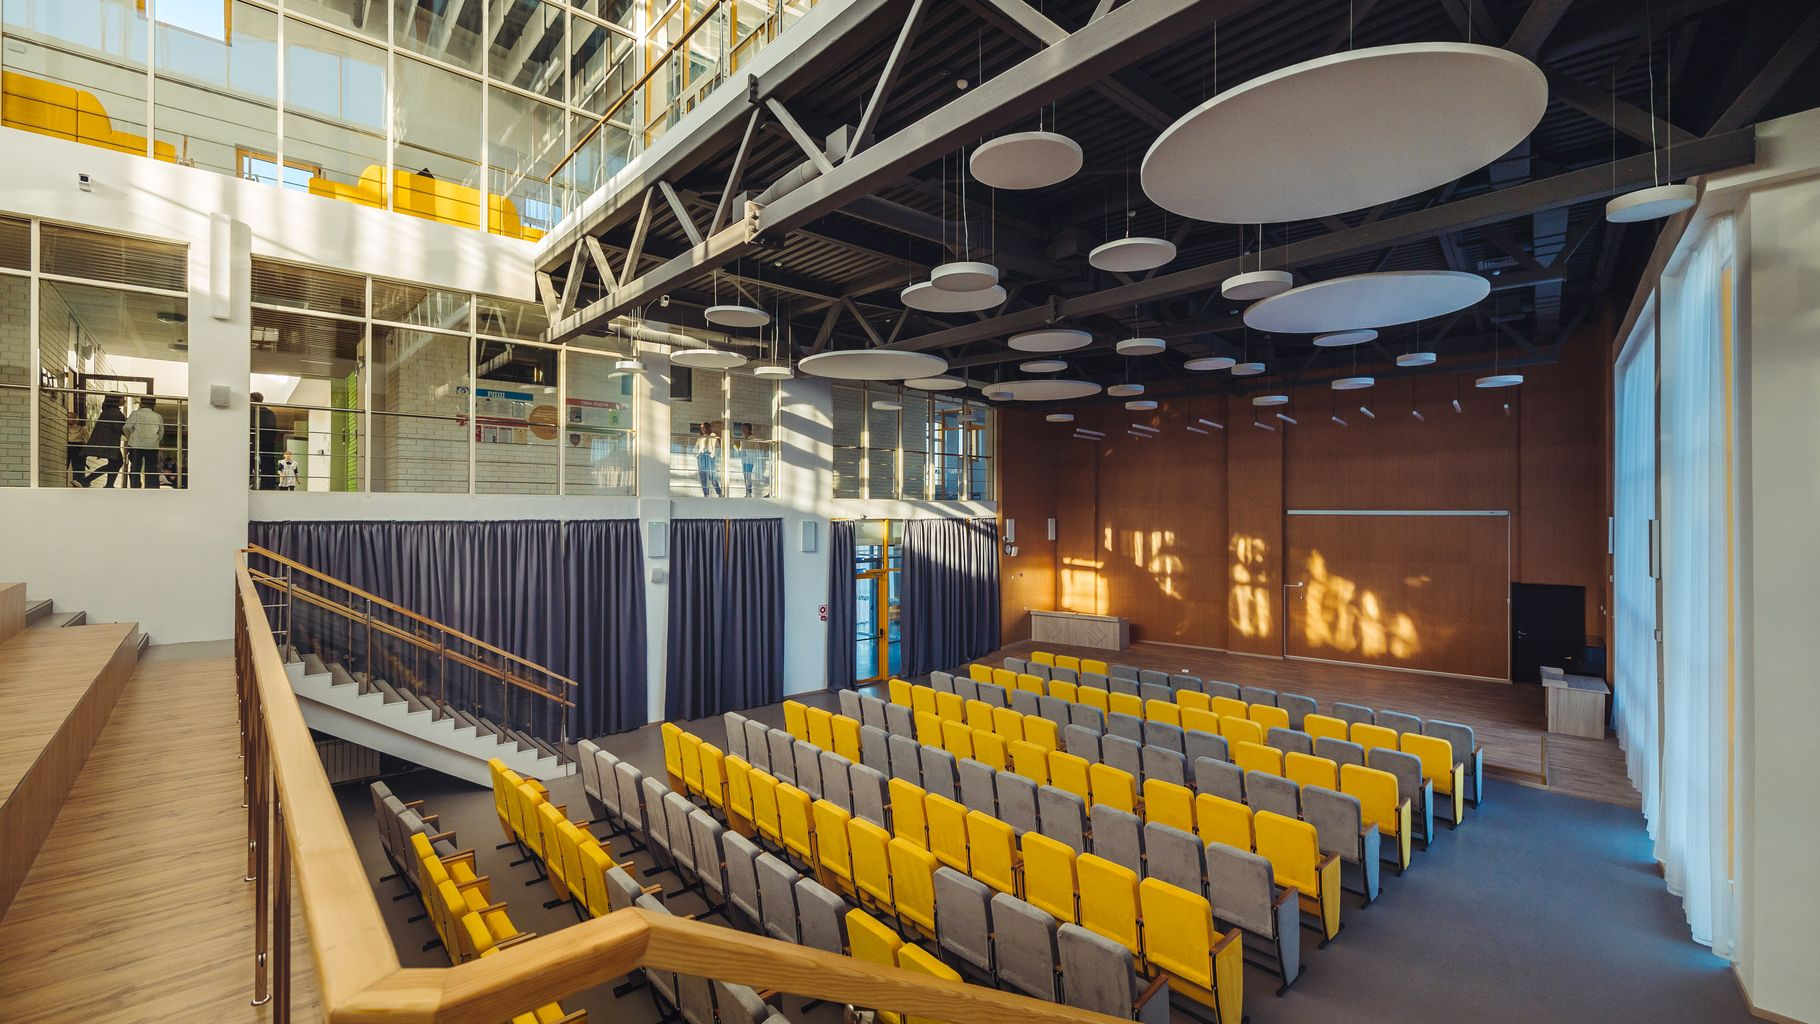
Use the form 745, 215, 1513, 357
1284, 581, 1306, 589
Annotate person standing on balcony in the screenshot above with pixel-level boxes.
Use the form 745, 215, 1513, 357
77, 395, 126, 488
695, 420, 723, 496
123, 397, 164, 488
736, 422, 762, 497
277, 451, 299, 491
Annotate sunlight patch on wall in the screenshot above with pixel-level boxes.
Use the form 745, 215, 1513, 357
1301, 550, 1421, 660
1060, 556, 1108, 615
1229, 534, 1273, 639
1129, 528, 1184, 599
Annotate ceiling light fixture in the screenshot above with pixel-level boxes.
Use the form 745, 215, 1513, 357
1252, 394, 1289, 406
1008, 328, 1093, 352
905, 375, 966, 390
901, 280, 1007, 313
1116, 336, 1166, 356
1184, 356, 1237, 371
1125, 399, 1159, 411
930, 261, 1000, 292
1187, 425, 1210, 435
1020, 358, 1068, 373
1332, 376, 1375, 390
1090, 236, 1177, 273
1360, 405, 1376, 419
1046, 413, 1075, 423
1313, 329, 1378, 347
1197, 418, 1225, 430
1396, 351, 1438, 367
672, 348, 748, 369
1606, 15, 1697, 223
1130, 424, 1160, 434
1276, 412, 1298, 425
971, 130, 1083, 190
1107, 383, 1145, 398
1231, 361, 1266, 376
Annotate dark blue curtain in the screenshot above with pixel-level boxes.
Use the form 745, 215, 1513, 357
249, 519, 644, 740
902, 517, 1001, 676
563, 520, 648, 737
827, 520, 857, 689
665, 518, 784, 720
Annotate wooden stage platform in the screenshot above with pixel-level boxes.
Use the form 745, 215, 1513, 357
984, 638, 1638, 808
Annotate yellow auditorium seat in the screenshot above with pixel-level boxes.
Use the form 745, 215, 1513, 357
1285, 751, 1340, 792
1050, 679, 1078, 703
783, 699, 810, 741
832, 715, 863, 762
1181, 706, 1222, 737
749, 770, 782, 845
936, 690, 966, 722
777, 783, 817, 865
1021, 832, 1079, 923
849, 818, 896, 914
807, 706, 836, 750
537, 803, 572, 897
1076, 853, 1142, 961
1016, 672, 1047, 695
911, 685, 939, 719
1401, 732, 1465, 826
1023, 716, 1060, 753
888, 837, 940, 938
679, 731, 705, 797
1220, 716, 1265, 748
1048, 751, 1094, 805
992, 667, 1018, 690
1210, 696, 1249, 720
724, 755, 756, 835
967, 811, 1020, 896
577, 843, 615, 919
1248, 704, 1291, 732
889, 778, 929, 845
1233, 740, 1284, 777
965, 698, 996, 733
914, 709, 944, 748
699, 742, 727, 810
1031, 651, 1056, 667
1195, 793, 1254, 851
941, 718, 975, 760
1351, 722, 1399, 757
891, 677, 917, 704
1088, 762, 1137, 814
845, 910, 905, 1024
1108, 692, 1143, 719
1254, 811, 1342, 944
487, 759, 515, 840
1303, 713, 1349, 743
660, 722, 685, 783
992, 705, 1025, 742
1078, 685, 1112, 714
1081, 658, 1110, 675
1177, 690, 1212, 713
1144, 778, 1197, 833
1146, 699, 1183, 727
813, 799, 856, 895
1341, 763, 1411, 872
1139, 878, 1245, 1024
1010, 740, 1051, 784
925, 794, 972, 873
897, 942, 963, 1024
972, 730, 1009, 772
1055, 655, 1082, 673
968, 664, 994, 683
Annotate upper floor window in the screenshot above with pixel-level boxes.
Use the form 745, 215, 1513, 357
668, 364, 777, 497
831, 383, 993, 501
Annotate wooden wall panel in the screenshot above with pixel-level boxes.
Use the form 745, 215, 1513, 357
1285, 513, 1510, 679
996, 409, 1059, 642
1518, 322, 1612, 642
1053, 409, 1104, 618
1225, 395, 1283, 657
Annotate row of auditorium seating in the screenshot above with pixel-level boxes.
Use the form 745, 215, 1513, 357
371, 781, 584, 1024
849, 679, 1414, 879
643, 721, 1245, 1022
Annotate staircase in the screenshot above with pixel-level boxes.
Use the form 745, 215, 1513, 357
243, 546, 577, 787
281, 646, 567, 786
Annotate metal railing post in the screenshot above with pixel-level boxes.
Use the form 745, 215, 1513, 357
251, 698, 270, 1005
274, 800, 292, 1023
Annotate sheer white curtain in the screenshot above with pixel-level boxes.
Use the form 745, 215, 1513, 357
1657, 214, 1738, 956
1612, 301, 1658, 832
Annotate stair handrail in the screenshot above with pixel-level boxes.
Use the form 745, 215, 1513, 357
244, 543, 578, 694
235, 550, 1131, 1024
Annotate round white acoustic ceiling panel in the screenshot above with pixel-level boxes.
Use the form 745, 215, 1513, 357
1252, 394, 1290, 407
902, 281, 1007, 313
1222, 270, 1295, 301
905, 374, 966, 391
753, 363, 794, 379
671, 348, 748, 369
1125, 400, 1159, 411
1107, 383, 1146, 398
704, 304, 770, 328
1143, 43, 1547, 223
1116, 337, 1167, 356
1089, 236, 1177, 273
799, 349, 948, 381
872, 399, 903, 411
979, 379, 1103, 402
971, 131, 1084, 190
1476, 373, 1525, 388
931, 261, 1001, 292
1313, 329, 1379, 347
1231, 361, 1267, 376
1020, 359, 1068, 373
1606, 183, 1697, 223
1008, 328, 1093, 353
1185, 356, 1237, 371
1396, 351, 1438, 367
1243, 271, 1490, 333
1332, 376, 1376, 390
1046, 413, 1076, 423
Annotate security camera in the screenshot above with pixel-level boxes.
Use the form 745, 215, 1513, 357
659, 294, 672, 308
77, 173, 93, 192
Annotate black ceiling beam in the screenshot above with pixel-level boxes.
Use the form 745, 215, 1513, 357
957, 0, 1183, 130
1709, 4, 1820, 134
1544, 68, 1696, 146
1504, 0, 1575, 59
884, 127, 1757, 353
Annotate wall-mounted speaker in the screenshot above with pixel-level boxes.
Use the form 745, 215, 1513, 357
209, 212, 232, 321
1004, 518, 1016, 545
648, 520, 668, 558
1047, 518, 1057, 541
802, 521, 818, 552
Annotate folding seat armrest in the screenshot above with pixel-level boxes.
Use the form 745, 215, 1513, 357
419, 813, 440, 827
425, 831, 458, 846
550, 1009, 587, 1023
1135, 972, 1170, 1011
403, 800, 426, 810
436, 847, 473, 866
494, 931, 540, 950
1316, 852, 1340, 872
455, 875, 492, 892
476, 900, 512, 915
1210, 927, 1242, 957
641, 883, 664, 896
1271, 885, 1297, 910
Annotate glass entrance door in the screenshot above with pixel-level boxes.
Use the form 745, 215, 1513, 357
854, 519, 901, 683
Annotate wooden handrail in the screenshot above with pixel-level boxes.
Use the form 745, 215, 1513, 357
235, 551, 1130, 1024
250, 569, 575, 708
244, 544, 577, 691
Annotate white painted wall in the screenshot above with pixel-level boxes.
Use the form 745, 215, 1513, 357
0, 127, 992, 722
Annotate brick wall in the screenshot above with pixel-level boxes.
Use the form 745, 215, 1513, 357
0, 275, 28, 486
371, 326, 470, 493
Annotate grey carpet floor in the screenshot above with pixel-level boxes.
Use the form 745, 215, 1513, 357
335, 687, 1752, 1023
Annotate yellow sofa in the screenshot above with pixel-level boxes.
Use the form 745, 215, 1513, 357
2, 70, 178, 161
307, 165, 545, 241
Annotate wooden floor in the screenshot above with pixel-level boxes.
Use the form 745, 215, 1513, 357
0, 623, 136, 809
0, 644, 320, 1023
988, 638, 1641, 807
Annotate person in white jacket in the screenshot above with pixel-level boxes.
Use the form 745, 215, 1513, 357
122, 397, 165, 488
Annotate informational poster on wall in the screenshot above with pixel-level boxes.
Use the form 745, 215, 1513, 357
475, 386, 534, 444
565, 393, 631, 448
